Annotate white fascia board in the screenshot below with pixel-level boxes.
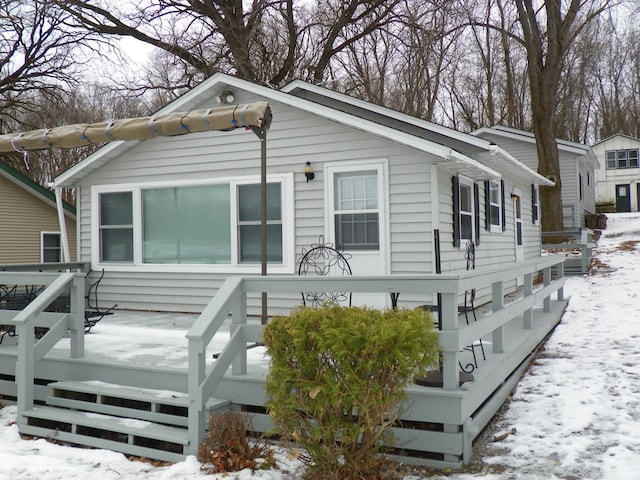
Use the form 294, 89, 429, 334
489, 145, 554, 186
446, 149, 501, 180
474, 125, 592, 156
281, 80, 492, 151
54, 140, 137, 187
54, 73, 497, 186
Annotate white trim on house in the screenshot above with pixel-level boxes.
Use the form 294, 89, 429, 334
54, 74, 504, 189
89, 173, 295, 274
474, 125, 600, 170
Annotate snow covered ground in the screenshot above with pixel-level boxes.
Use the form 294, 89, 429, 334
1, 212, 639, 480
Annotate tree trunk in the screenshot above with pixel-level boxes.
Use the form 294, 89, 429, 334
532, 114, 564, 233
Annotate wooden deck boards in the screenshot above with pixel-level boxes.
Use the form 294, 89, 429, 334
0, 296, 567, 468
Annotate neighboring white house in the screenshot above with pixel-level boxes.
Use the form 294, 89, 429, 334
591, 133, 640, 213
52, 74, 552, 315
473, 125, 598, 229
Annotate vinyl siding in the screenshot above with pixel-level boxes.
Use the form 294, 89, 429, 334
76, 92, 438, 313
0, 175, 76, 263
477, 134, 594, 228
75, 88, 545, 315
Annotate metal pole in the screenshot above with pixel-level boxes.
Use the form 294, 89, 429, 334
53, 186, 71, 263
260, 129, 268, 324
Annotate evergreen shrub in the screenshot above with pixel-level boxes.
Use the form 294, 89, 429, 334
263, 304, 440, 479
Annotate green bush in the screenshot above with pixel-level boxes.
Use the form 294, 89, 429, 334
263, 305, 440, 479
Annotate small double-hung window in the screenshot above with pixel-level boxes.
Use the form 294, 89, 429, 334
334, 171, 380, 251
99, 192, 134, 262
485, 180, 505, 231
453, 176, 480, 247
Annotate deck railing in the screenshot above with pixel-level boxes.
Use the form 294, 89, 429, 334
2, 271, 87, 421
542, 228, 593, 275
185, 254, 566, 455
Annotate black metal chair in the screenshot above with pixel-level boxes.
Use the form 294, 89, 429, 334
297, 236, 352, 308
84, 269, 117, 332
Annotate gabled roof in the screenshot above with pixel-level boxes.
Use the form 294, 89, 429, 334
592, 132, 640, 147
472, 125, 600, 170
0, 161, 75, 216
281, 81, 552, 186
54, 74, 551, 187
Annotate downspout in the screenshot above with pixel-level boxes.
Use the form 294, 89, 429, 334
52, 185, 71, 262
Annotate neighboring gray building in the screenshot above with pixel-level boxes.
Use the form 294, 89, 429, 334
473, 125, 598, 229
591, 133, 640, 213
53, 74, 552, 315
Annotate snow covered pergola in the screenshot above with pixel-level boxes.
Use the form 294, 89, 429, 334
0, 102, 273, 302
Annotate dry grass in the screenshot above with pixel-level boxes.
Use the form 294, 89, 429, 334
197, 411, 275, 474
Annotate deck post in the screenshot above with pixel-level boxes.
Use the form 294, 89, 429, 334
187, 337, 206, 456
440, 292, 460, 391
556, 261, 565, 301
543, 267, 551, 312
16, 318, 35, 423
523, 272, 533, 330
491, 280, 504, 353
232, 289, 247, 375
69, 274, 85, 358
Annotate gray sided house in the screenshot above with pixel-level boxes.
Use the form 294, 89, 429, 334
54, 74, 552, 315
591, 133, 640, 213
0, 162, 76, 264
473, 125, 598, 229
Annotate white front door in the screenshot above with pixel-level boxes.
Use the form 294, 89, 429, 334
326, 161, 388, 308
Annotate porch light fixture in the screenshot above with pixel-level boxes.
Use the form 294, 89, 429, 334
214, 91, 235, 104
304, 161, 315, 182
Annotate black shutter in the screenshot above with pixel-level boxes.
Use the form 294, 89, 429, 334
474, 183, 481, 246
501, 179, 506, 232
532, 184, 539, 223
452, 176, 460, 247
484, 181, 491, 231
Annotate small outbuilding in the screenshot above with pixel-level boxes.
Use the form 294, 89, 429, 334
591, 133, 640, 213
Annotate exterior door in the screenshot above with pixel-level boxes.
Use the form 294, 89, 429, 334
327, 162, 387, 308
616, 184, 631, 212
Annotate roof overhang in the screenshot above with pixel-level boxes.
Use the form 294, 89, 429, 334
54, 74, 501, 187
487, 146, 554, 186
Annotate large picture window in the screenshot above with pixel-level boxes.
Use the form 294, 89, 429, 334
94, 175, 292, 271
142, 185, 230, 264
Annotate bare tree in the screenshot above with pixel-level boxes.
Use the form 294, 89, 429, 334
54, 0, 406, 90
2, 84, 152, 203
0, 0, 99, 131
512, 0, 612, 232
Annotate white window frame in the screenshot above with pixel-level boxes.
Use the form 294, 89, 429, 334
41, 231, 62, 263
532, 184, 540, 226
488, 180, 502, 232
513, 189, 524, 261
91, 173, 295, 273
325, 160, 389, 268
458, 176, 475, 243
